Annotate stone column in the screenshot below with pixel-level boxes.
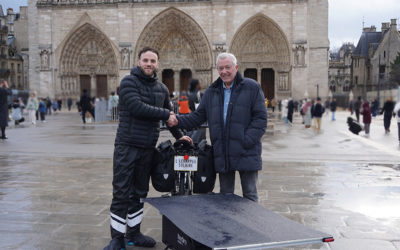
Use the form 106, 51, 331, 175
174, 69, 180, 96
257, 64, 262, 84
91, 73, 96, 97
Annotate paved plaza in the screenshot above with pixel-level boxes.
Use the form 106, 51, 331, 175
0, 110, 400, 250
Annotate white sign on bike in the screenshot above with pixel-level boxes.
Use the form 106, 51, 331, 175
174, 156, 198, 171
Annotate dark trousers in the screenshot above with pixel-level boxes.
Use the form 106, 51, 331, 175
355, 109, 360, 122
109, 145, 154, 242
219, 170, 259, 202
40, 112, 45, 121
287, 113, 293, 123
1, 126, 5, 137
384, 114, 392, 130
81, 109, 95, 123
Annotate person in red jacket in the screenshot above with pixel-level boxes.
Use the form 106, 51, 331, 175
361, 101, 372, 137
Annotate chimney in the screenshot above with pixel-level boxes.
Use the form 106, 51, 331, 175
381, 22, 390, 32
363, 26, 377, 32
391, 19, 397, 30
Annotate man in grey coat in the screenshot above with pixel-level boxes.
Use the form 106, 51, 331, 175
168, 52, 267, 202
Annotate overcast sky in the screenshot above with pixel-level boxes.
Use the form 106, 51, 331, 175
1, 0, 400, 51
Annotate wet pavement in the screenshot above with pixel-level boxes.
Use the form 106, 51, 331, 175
1, 110, 400, 250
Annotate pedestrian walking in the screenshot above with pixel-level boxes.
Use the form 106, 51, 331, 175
11, 99, 25, 125
52, 100, 59, 114
67, 98, 73, 111
108, 91, 119, 121
271, 98, 276, 112
354, 96, 362, 122
26, 92, 39, 125
287, 98, 294, 124
349, 99, 354, 115
302, 99, 312, 128
330, 98, 337, 121
324, 98, 330, 116
38, 98, 47, 122
380, 97, 395, 134
312, 97, 324, 132
57, 98, 62, 111
168, 52, 267, 203
282, 99, 288, 124
79, 89, 95, 124
46, 97, 52, 115
371, 98, 379, 117
103, 47, 191, 250
393, 100, 400, 147
0, 79, 11, 139
361, 101, 372, 137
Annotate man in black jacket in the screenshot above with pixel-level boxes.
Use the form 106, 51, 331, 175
104, 47, 191, 250
79, 89, 94, 123
168, 52, 267, 202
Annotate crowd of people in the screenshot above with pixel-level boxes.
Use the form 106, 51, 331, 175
265, 95, 400, 145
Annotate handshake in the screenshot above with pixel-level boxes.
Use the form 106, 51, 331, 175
167, 111, 178, 127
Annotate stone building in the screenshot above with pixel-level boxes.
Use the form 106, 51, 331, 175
328, 43, 355, 106
0, 6, 8, 81
329, 43, 354, 93
29, 0, 329, 103
352, 19, 400, 104
0, 7, 26, 90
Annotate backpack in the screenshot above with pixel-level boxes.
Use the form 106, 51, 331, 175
193, 140, 216, 194
151, 140, 176, 192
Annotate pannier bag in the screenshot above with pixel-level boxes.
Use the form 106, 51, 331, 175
193, 139, 216, 194
151, 140, 176, 192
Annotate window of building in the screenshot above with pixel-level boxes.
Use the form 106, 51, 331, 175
355, 76, 358, 85
367, 67, 370, 80
11, 63, 14, 71
17, 64, 20, 73
17, 76, 21, 87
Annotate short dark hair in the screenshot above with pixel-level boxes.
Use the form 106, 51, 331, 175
189, 79, 199, 92
138, 47, 159, 60
317, 97, 321, 101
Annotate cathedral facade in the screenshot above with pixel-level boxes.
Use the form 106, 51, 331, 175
29, 0, 328, 102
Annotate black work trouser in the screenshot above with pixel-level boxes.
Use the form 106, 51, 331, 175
109, 145, 154, 241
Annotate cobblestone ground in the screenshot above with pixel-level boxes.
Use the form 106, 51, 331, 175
0, 110, 399, 250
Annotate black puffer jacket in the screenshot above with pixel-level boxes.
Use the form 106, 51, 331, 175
177, 72, 267, 173
115, 67, 182, 148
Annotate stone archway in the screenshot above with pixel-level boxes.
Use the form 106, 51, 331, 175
230, 14, 290, 100
59, 23, 118, 100
135, 8, 212, 94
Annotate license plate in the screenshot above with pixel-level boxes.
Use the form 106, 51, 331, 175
174, 156, 198, 171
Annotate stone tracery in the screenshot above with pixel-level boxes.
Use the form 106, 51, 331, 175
59, 23, 118, 98
135, 8, 212, 87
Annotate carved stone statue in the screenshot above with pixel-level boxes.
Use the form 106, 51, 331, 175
41, 51, 49, 70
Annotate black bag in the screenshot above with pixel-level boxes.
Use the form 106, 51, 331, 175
151, 140, 175, 192
347, 117, 363, 135
193, 140, 216, 194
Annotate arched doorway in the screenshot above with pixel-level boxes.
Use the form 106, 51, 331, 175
135, 8, 212, 94
58, 23, 118, 100
230, 14, 290, 100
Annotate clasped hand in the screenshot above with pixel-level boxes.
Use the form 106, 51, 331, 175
167, 111, 178, 127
